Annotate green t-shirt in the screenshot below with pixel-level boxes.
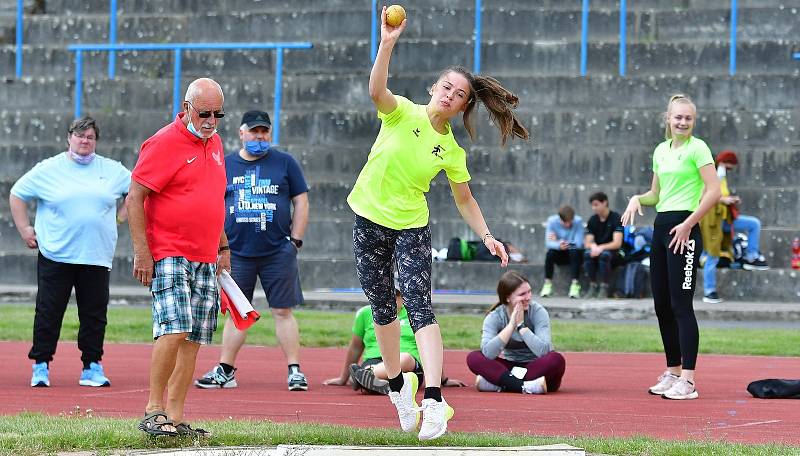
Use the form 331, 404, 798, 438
652, 136, 714, 213
352, 305, 420, 363
347, 95, 471, 229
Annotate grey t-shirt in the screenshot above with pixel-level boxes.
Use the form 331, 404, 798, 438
480, 302, 554, 363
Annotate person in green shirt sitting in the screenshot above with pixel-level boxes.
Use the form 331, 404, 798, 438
323, 286, 465, 394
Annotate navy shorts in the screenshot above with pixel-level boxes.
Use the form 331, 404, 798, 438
230, 242, 304, 309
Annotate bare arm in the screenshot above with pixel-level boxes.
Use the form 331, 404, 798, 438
449, 180, 508, 266
290, 192, 309, 241
217, 230, 230, 275
368, 6, 406, 114
9, 195, 37, 249
323, 335, 365, 385
125, 180, 153, 286
599, 231, 624, 251
622, 174, 660, 226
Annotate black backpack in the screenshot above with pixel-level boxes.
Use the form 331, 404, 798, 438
747, 379, 800, 399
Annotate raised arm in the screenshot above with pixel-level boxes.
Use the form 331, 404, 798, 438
368, 6, 406, 114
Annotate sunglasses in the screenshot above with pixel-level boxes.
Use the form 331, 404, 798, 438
187, 101, 225, 119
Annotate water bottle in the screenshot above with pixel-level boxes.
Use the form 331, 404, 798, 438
792, 237, 800, 270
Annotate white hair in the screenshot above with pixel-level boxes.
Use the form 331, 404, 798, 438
184, 78, 223, 104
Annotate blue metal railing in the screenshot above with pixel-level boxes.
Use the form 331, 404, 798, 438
15, 0, 23, 78
580, 0, 589, 76
108, 0, 118, 78
473, 0, 482, 74
794, 53, 800, 60
729, 0, 738, 75
67, 42, 313, 145
619, 0, 627, 77
370, 0, 378, 63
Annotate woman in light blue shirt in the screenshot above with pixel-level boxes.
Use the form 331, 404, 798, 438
10, 117, 131, 389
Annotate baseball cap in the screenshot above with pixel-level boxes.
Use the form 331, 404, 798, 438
240, 110, 271, 129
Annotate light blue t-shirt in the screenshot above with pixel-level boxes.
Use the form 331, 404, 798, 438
10, 153, 131, 268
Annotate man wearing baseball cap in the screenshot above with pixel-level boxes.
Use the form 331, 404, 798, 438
195, 110, 311, 391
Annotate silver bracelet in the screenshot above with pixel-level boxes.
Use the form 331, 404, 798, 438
482, 233, 494, 243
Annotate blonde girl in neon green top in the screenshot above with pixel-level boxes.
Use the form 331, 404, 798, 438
348, 6, 529, 440
622, 94, 720, 401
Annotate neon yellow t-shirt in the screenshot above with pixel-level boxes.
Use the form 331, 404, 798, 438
652, 136, 714, 213
347, 95, 471, 229
352, 305, 420, 363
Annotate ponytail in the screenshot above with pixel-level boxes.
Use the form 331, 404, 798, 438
438, 67, 530, 146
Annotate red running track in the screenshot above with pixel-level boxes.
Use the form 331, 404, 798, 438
2, 341, 798, 445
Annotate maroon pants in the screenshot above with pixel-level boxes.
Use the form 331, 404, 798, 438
466, 350, 566, 392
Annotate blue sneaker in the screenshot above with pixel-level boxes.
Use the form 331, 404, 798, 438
79, 362, 110, 387
31, 362, 50, 387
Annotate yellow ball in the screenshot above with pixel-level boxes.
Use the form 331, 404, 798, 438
386, 5, 406, 27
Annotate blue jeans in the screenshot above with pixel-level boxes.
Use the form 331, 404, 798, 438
723, 214, 762, 261
702, 253, 719, 296
583, 250, 622, 284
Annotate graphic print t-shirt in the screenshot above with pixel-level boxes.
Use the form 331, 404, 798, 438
224, 149, 308, 258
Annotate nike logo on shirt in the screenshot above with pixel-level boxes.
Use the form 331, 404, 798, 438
187, 157, 197, 164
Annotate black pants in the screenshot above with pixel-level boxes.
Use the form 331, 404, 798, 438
544, 248, 583, 280
651, 212, 701, 371
28, 253, 110, 366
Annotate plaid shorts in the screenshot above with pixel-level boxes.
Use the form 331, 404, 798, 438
151, 257, 219, 344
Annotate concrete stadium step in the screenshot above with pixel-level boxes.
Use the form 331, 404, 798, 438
5, 7, 798, 45
4, 39, 799, 79
4, 74, 800, 113
0, 253, 797, 303
1, 107, 795, 151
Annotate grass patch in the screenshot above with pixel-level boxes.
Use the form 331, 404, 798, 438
1, 304, 799, 356
1, 413, 798, 456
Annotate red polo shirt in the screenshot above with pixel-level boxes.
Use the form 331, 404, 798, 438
133, 113, 226, 263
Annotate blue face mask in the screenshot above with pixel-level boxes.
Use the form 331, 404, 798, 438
68, 150, 95, 165
186, 119, 204, 138
244, 140, 270, 156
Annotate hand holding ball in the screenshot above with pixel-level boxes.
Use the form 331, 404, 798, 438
385, 5, 406, 27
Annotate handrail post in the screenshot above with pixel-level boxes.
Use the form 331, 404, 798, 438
619, 0, 626, 76
473, 0, 482, 74
580, 0, 589, 77
74, 50, 83, 119
273, 48, 284, 145
729, 0, 737, 76
172, 48, 182, 119
108, 0, 118, 79
16, 0, 23, 78
370, 0, 378, 63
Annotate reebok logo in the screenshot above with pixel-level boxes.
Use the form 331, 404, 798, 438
681, 239, 696, 290
187, 156, 197, 164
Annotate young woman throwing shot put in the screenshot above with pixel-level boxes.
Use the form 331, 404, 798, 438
347, 6, 529, 440
621, 94, 720, 400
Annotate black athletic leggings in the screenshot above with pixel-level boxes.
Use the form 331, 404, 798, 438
650, 211, 702, 370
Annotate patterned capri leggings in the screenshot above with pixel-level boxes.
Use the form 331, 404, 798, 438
353, 215, 436, 333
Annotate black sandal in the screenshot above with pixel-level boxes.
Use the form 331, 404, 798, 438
138, 411, 178, 437
175, 423, 212, 437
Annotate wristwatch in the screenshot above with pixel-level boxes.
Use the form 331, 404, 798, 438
516, 322, 526, 332
290, 237, 303, 248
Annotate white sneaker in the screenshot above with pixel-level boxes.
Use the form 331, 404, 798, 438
522, 376, 547, 394
388, 372, 419, 432
661, 378, 699, 400
417, 397, 454, 441
648, 371, 679, 395
475, 375, 501, 392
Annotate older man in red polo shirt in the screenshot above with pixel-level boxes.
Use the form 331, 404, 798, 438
127, 78, 230, 437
